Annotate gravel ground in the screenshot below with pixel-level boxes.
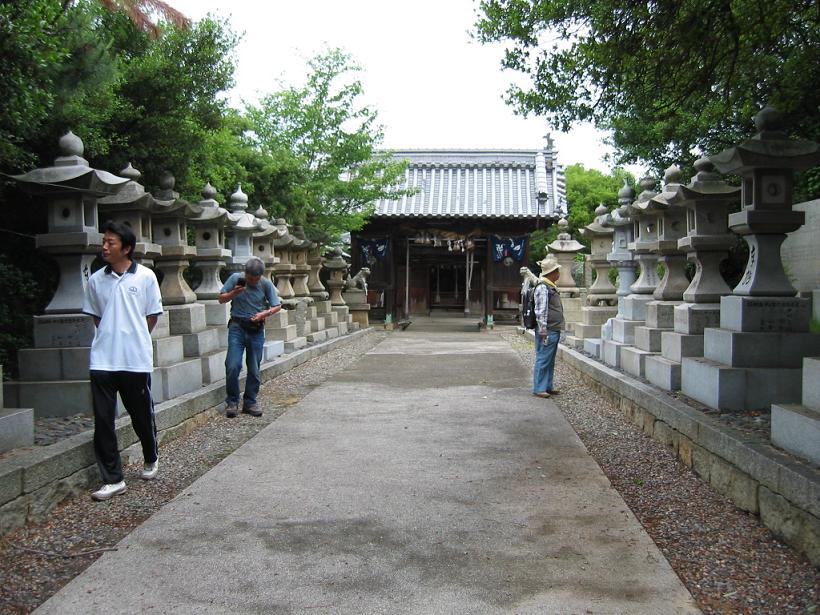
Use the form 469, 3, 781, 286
1, 328, 817, 614
502, 329, 819, 615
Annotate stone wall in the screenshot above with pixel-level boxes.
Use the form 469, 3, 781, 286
557, 343, 820, 567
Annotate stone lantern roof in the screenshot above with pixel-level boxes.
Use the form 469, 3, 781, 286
225, 184, 260, 231
11, 131, 129, 197
548, 218, 585, 253
98, 163, 155, 209
272, 218, 295, 249
710, 105, 820, 173
190, 182, 229, 224
582, 204, 613, 237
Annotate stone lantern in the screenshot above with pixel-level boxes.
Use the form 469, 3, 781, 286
251, 204, 280, 281
305, 215, 330, 302
622, 167, 689, 378
607, 180, 638, 307
674, 158, 739, 304
12, 131, 128, 317
681, 105, 820, 411
581, 204, 617, 307
224, 184, 260, 275
290, 226, 315, 302
324, 246, 349, 307
547, 218, 585, 296
272, 219, 297, 307
644, 158, 740, 392
151, 173, 198, 306
97, 163, 162, 267
188, 182, 231, 301
627, 176, 661, 305
646, 165, 689, 302
6, 132, 128, 417
565, 204, 619, 354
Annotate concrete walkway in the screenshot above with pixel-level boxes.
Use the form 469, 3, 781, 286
36, 327, 700, 614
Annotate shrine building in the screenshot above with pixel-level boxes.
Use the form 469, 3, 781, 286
351, 144, 567, 323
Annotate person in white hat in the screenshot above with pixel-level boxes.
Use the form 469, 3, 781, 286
532, 255, 564, 398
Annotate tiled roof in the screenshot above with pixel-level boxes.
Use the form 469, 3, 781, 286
373, 149, 566, 219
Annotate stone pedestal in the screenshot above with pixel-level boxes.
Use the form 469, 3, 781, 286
682, 296, 820, 410
564, 305, 617, 354
771, 357, 820, 465
622, 300, 680, 378
343, 289, 371, 329
149, 310, 205, 401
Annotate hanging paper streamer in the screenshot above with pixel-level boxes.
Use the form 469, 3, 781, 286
359, 238, 390, 265
490, 235, 527, 262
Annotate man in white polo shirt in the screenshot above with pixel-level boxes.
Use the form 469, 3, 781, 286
82, 220, 163, 501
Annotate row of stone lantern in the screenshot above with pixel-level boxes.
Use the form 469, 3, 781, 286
574, 106, 819, 429
3, 131, 360, 420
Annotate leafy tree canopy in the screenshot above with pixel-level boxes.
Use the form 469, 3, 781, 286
474, 0, 820, 179
244, 49, 413, 241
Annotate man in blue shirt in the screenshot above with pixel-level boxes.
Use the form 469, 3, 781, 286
218, 257, 281, 417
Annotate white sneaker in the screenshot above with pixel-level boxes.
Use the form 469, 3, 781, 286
140, 460, 159, 480
91, 481, 126, 501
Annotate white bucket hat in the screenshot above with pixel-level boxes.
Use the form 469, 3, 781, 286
538, 255, 561, 275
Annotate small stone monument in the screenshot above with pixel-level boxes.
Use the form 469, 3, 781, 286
342, 267, 372, 328
547, 218, 585, 331
682, 106, 820, 410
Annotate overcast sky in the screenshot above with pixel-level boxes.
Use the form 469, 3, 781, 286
170, 0, 631, 174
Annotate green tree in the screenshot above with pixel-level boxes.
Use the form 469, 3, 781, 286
245, 48, 413, 241
474, 0, 820, 183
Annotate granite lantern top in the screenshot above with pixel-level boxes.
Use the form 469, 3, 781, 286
582, 204, 614, 237
252, 204, 281, 240
98, 163, 166, 211
189, 182, 230, 225
673, 158, 739, 204
151, 173, 200, 219
548, 218, 585, 253
225, 184, 263, 231
290, 225, 315, 250
630, 175, 661, 215
323, 246, 349, 271
710, 105, 820, 174
12, 131, 129, 197
272, 218, 295, 249
608, 179, 635, 226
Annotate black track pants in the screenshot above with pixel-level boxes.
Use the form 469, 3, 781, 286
90, 370, 158, 484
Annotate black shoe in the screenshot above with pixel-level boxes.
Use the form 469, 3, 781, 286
242, 404, 262, 417
226, 403, 238, 418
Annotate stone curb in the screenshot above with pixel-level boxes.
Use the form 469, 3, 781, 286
0, 328, 371, 535
542, 332, 820, 566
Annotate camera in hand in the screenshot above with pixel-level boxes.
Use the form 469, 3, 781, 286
236, 278, 246, 287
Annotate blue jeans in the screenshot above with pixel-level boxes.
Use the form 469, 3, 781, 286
225, 323, 265, 407
533, 330, 560, 393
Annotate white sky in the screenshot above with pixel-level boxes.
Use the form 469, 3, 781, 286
170, 0, 636, 174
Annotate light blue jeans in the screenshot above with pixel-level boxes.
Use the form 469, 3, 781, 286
225, 323, 265, 407
533, 330, 560, 393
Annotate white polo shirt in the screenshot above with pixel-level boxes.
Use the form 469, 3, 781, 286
82, 261, 163, 372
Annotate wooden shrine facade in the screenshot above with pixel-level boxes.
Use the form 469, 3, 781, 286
350, 147, 567, 322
